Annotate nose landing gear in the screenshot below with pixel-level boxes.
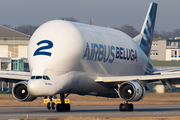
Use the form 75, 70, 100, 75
46, 96, 55, 110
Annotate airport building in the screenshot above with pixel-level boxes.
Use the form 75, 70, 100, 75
0, 25, 30, 91
0, 25, 30, 71
150, 37, 180, 61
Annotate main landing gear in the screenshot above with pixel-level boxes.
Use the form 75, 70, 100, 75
119, 102, 133, 111
56, 93, 70, 112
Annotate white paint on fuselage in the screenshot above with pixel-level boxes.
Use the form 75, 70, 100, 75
72, 22, 148, 76
28, 20, 84, 76
27, 20, 151, 97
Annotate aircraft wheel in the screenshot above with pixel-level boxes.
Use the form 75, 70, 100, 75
119, 103, 134, 111
129, 103, 133, 111
47, 103, 51, 110
125, 103, 129, 111
56, 103, 62, 112
56, 103, 71, 112
65, 103, 71, 111
119, 103, 125, 111
52, 103, 55, 110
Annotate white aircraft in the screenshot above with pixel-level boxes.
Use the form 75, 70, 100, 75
2, 2, 180, 112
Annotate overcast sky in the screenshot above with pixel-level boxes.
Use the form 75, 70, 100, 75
0, 0, 179, 32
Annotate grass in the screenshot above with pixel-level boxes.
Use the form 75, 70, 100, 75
151, 61, 180, 67
0, 91, 9, 94
0, 37, 30, 40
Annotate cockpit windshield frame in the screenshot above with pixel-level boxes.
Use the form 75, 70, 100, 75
30, 76, 50, 80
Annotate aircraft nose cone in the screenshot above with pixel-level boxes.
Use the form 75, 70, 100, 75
27, 79, 56, 96
27, 80, 42, 96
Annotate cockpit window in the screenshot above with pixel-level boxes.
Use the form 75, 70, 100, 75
30, 76, 50, 80
43, 76, 46, 80
30, 76, 35, 79
46, 76, 50, 80
36, 76, 42, 79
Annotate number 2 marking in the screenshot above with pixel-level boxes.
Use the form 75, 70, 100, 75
33, 40, 53, 56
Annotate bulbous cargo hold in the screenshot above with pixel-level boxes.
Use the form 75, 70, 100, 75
28, 20, 84, 76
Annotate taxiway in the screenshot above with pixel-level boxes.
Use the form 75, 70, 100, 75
1, 105, 180, 119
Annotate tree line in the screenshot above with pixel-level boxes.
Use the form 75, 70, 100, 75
2, 17, 180, 39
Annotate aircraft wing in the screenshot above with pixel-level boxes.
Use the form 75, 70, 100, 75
95, 72, 180, 88
0, 71, 30, 83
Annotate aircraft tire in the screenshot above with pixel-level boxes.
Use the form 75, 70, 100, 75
65, 103, 71, 111
119, 103, 125, 111
56, 103, 71, 112
47, 103, 51, 110
119, 103, 133, 111
52, 103, 55, 110
129, 103, 133, 111
56, 103, 61, 112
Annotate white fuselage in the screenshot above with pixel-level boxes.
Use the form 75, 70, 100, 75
27, 20, 152, 98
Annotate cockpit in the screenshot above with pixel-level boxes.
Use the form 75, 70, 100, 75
30, 76, 50, 80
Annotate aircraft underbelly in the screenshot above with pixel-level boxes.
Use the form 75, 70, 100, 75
67, 71, 118, 98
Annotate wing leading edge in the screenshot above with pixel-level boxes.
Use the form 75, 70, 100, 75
153, 67, 180, 74
95, 72, 180, 88
0, 71, 30, 83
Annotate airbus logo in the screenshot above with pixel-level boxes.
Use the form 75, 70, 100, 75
83, 42, 115, 63
83, 42, 138, 63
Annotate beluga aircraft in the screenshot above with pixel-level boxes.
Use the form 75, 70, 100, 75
2, 2, 180, 112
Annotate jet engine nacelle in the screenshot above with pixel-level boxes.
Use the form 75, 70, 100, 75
12, 81, 37, 101
118, 81, 145, 101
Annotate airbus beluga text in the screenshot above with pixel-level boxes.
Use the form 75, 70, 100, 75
6, 2, 180, 112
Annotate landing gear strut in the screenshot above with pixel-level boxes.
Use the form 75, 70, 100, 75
46, 96, 55, 110
56, 93, 71, 112
119, 102, 133, 111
